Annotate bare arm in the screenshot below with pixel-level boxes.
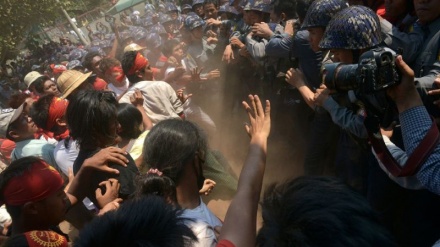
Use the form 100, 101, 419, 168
218, 95, 271, 247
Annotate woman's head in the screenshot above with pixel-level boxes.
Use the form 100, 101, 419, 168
66, 90, 119, 149
142, 119, 207, 184
134, 171, 177, 205
117, 103, 143, 140
34, 76, 61, 97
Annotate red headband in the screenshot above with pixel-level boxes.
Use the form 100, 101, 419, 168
127, 52, 149, 76
106, 66, 125, 83
1, 160, 64, 206
46, 97, 68, 131
50, 64, 67, 74
93, 77, 108, 91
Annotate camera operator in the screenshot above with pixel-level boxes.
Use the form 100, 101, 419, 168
312, 6, 381, 192
316, 6, 440, 247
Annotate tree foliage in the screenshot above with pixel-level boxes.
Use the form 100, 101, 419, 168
0, 0, 108, 62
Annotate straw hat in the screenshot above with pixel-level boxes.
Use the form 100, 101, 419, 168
57, 70, 92, 99
123, 43, 146, 53
24, 71, 45, 88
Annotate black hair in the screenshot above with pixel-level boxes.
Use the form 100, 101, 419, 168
29, 94, 55, 131
203, 0, 218, 7
33, 76, 51, 94
74, 196, 197, 247
142, 119, 207, 184
121, 51, 140, 84
256, 176, 397, 247
117, 103, 143, 140
134, 173, 177, 204
82, 51, 101, 71
296, 0, 314, 22
162, 39, 181, 57
99, 57, 121, 75
271, 0, 298, 20
8, 92, 31, 109
0, 157, 42, 219
66, 90, 118, 149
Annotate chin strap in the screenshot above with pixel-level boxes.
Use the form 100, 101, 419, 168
365, 116, 439, 177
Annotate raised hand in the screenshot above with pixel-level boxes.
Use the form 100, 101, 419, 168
199, 179, 216, 196
242, 95, 271, 139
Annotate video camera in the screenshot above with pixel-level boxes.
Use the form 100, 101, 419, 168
322, 47, 401, 127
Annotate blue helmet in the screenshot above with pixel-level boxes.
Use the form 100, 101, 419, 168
301, 0, 348, 29
250, 0, 271, 13
184, 14, 205, 30
165, 2, 178, 12
319, 6, 382, 50
145, 4, 156, 12
219, 3, 239, 15
192, 0, 204, 7
68, 48, 87, 61
146, 32, 162, 48
160, 14, 174, 24
182, 4, 192, 11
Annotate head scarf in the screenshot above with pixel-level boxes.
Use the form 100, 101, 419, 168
127, 52, 149, 76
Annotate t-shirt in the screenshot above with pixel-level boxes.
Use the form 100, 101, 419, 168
11, 139, 57, 168
73, 148, 139, 206
181, 199, 222, 247
118, 80, 183, 124
127, 130, 149, 161
108, 78, 130, 97
53, 138, 79, 176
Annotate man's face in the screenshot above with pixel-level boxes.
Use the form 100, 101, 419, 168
414, 0, 440, 24
385, 0, 408, 19
8, 113, 38, 140
191, 26, 204, 40
169, 11, 178, 20
247, 10, 263, 25
308, 27, 325, 52
43, 80, 61, 97
35, 188, 69, 227
204, 3, 218, 19
193, 4, 205, 17
91, 56, 102, 75
140, 65, 154, 81
172, 44, 184, 60
330, 49, 354, 64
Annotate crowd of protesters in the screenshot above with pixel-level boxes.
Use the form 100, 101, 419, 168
1, 0, 440, 246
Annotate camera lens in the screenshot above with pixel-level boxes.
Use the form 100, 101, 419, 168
323, 63, 358, 91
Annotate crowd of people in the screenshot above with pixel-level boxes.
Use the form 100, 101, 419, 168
0, 0, 440, 246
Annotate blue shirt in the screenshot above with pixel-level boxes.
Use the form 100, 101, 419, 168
400, 106, 440, 195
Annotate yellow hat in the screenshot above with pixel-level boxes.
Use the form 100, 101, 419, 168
124, 43, 146, 53
24, 71, 45, 88
57, 70, 93, 99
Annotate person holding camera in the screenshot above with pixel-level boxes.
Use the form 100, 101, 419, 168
315, 6, 440, 246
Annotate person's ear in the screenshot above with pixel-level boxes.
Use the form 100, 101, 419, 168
135, 69, 143, 79
7, 130, 20, 140
56, 117, 67, 127
280, 13, 287, 21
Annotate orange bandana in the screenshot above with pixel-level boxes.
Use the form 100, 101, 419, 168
127, 52, 149, 75
46, 97, 68, 131
1, 160, 64, 206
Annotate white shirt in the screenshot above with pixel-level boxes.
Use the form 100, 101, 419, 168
108, 78, 130, 97
119, 81, 183, 124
